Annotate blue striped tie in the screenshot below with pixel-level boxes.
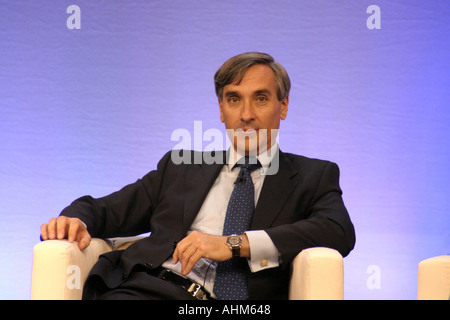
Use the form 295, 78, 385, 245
214, 157, 261, 300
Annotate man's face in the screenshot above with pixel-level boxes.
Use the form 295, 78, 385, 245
218, 64, 289, 156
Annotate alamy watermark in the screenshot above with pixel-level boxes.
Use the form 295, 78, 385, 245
366, 265, 381, 290
170, 121, 280, 175
66, 265, 81, 290
66, 5, 81, 30
366, 5, 381, 30
66, 5, 381, 31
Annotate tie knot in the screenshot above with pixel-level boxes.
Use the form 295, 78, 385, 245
234, 156, 261, 173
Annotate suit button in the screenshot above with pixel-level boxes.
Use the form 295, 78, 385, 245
144, 263, 153, 269
121, 272, 127, 280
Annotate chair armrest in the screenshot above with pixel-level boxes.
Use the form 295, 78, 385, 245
31, 238, 113, 300
289, 247, 344, 300
417, 255, 450, 300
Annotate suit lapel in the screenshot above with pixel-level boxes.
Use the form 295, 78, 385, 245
251, 150, 298, 229
180, 150, 298, 231
182, 151, 225, 228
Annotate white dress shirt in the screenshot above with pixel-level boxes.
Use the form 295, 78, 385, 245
162, 144, 280, 295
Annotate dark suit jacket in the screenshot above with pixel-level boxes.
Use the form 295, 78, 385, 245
60, 149, 355, 299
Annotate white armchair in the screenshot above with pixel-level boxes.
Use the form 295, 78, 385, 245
31, 239, 344, 300
417, 255, 450, 300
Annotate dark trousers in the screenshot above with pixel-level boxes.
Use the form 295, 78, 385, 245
83, 268, 197, 300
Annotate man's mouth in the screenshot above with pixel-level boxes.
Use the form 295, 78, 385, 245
238, 128, 257, 134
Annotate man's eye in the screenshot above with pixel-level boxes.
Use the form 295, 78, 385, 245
257, 96, 267, 102
229, 97, 239, 103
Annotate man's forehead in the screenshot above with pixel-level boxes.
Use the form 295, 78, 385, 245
224, 65, 276, 93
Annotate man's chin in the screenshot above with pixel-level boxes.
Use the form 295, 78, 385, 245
227, 128, 275, 156
234, 142, 268, 157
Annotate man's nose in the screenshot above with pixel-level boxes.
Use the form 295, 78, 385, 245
240, 100, 255, 122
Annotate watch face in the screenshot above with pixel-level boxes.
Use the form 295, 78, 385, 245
228, 235, 241, 246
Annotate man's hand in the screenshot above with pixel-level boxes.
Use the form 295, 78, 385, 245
40, 216, 91, 250
172, 231, 249, 275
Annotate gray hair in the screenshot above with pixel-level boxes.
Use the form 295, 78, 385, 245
214, 52, 291, 101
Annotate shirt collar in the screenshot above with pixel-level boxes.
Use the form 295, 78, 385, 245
226, 143, 279, 173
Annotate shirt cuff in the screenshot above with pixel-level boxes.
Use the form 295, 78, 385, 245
245, 230, 280, 272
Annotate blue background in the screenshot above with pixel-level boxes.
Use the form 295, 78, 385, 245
1, 0, 448, 299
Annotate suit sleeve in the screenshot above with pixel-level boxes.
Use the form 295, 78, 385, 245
265, 161, 356, 264
59, 151, 172, 238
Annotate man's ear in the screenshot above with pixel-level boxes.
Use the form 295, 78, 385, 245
280, 96, 289, 120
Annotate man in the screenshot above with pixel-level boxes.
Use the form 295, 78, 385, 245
40, 52, 355, 300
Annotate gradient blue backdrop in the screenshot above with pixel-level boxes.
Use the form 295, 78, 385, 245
1, 0, 448, 299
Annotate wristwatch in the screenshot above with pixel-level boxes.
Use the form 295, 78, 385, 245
226, 234, 242, 259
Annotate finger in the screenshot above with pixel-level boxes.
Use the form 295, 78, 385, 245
47, 218, 57, 239
67, 220, 79, 242
172, 241, 188, 265
77, 232, 91, 250
182, 249, 203, 275
173, 236, 189, 263
40, 224, 48, 240
179, 244, 198, 275
56, 216, 70, 239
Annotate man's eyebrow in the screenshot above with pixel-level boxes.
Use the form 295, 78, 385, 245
254, 89, 272, 96
224, 91, 240, 98
224, 89, 272, 97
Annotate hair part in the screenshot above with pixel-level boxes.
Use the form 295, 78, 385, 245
214, 52, 291, 101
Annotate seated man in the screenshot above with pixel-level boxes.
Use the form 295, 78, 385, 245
40, 52, 355, 300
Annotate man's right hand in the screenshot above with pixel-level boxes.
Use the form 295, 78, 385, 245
41, 216, 91, 250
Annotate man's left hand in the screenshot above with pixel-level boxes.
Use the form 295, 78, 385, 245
172, 231, 249, 275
